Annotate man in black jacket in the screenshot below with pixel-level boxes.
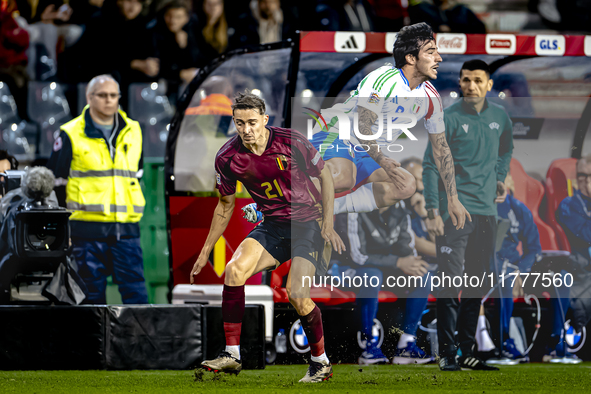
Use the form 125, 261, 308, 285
333, 202, 433, 365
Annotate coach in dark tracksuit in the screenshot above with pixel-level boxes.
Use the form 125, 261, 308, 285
423, 60, 513, 371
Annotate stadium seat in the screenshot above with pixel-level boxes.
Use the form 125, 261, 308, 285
0, 82, 19, 125
509, 158, 559, 250
128, 83, 174, 158
77, 83, 88, 114
544, 158, 577, 251
27, 81, 72, 158
0, 82, 35, 161
378, 291, 397, 303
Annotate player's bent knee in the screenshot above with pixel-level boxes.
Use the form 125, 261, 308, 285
224, 261, 249, 286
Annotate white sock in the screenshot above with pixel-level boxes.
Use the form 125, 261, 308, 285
225, 345, 241, 360
334, 183, 379, 214
397, 333, 416, 349
311, 352, 329, 364
476, 315, 495, 352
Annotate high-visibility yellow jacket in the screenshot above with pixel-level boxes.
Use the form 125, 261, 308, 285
60, 106, 145, 225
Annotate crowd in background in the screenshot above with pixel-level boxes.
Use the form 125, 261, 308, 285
0, 0, 504, 119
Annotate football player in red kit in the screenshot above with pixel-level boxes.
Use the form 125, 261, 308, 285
190, 91, 345, 383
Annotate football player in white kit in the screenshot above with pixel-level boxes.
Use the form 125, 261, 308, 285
244, 23, 469, 230
310, 22, 470, 230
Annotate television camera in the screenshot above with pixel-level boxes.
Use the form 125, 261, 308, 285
1, 167, 72, 303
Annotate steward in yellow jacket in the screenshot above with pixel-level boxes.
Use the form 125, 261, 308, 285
47, 75, 148, 304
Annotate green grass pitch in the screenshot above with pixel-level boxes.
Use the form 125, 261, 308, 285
1, 363, 590, 393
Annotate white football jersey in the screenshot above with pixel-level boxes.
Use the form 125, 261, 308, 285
318, 66, 444, 145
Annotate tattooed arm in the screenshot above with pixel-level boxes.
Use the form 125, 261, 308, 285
428, 132, 471, 230
357, 106, 407, 189
190, 194, 236, 282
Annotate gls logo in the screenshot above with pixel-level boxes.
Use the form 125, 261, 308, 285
535, 35, 565, 56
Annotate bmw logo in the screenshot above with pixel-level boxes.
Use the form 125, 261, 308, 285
565, 320, 586, 353
289, 319, 310, 354
356, 318, 384, 349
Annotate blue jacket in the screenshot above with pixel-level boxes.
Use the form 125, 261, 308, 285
497, 194, 542, 272
558, 189, 591, 261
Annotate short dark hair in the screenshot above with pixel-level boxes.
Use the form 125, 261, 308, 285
232, 90, 266, 115
460, 59, 491, 78
393, 22, 435, 69
0, 150, 19, 170
162, 0, 190, 14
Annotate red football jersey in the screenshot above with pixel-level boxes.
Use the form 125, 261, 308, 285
214, 126, 324, 222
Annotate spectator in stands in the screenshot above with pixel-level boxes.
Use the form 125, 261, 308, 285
367, 0, 408, 32
65, 0, 157, 106
46, 74, 148, 304
196, 0, 259, 63
151, 0, 205, 102
14, 0, 83, 80
333, 205, 433, 366
69, 0, 105, 25
555, 155, 591, 363
486, 171, 542, 365
315, 0, 376, 32
0, 0, 29, 121
408, 0, 485, 34
249, 0, 293, 44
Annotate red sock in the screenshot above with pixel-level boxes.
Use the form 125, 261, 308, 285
300, 305, 325, 357
222, 284, 245, 346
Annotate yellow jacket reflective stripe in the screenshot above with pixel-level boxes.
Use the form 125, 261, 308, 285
62, 107, 145, 224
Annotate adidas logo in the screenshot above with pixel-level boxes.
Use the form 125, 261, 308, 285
462, 124, 469, 133
335, 32, 366, 53
342, 35, 359, 49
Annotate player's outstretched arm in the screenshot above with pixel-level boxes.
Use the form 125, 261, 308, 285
428, 132, 471, 230
318, 166, 346, 254
190, 194, 236, 283
357, 106, 407, 190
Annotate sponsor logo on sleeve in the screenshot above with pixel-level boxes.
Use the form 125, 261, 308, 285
440, 246, 453, 254
53, 136, 63, 152
436, 33, 467, 54
585, 36, 591, 57
312, 151, 321, 166
368, 91, 381, 105
535, 35, 565, 56
486, 34, 516, 55
334, 32, 366, 53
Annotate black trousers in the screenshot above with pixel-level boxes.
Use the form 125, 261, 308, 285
435, 215, 497, 358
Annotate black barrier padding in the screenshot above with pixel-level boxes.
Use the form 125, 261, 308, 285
105, 305, 202, 370
0, 305, 105, 370
203, 305, 265, 369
